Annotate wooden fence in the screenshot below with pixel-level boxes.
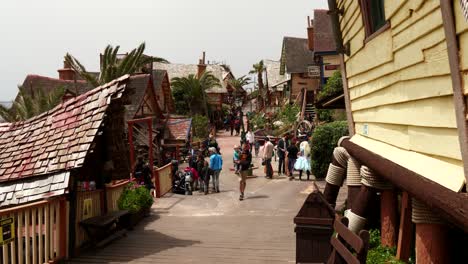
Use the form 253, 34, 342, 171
0, 198, 67, 264
105, 181, 130, 213
153, 163, 173, 198
75, 190, 104, 247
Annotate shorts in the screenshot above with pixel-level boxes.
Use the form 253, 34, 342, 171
239, 170, 248, 183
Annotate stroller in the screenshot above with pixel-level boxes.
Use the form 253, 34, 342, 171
172, 168, 195, 195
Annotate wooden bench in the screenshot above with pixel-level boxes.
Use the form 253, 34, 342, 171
327, 216, 370, 264
79, 210, 129, 247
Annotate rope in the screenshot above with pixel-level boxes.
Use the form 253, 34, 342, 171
333, 147, 350, 168
326, 163, 346, 186
412, 198, 444, 224
345, 209, 367, 234
338, 136, 350, 147
346, 157, 361, 186
360, 166, 393, 189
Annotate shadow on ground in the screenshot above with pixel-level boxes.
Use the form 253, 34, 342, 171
66, 212, 201, 263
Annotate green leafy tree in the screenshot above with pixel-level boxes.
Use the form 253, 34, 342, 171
249, 60, 266, 108
317, 71, 343, 101
171, 71, 221, 116
65, 42, 168, 87
0, 85, 65, 122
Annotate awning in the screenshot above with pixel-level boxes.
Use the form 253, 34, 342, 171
350, 134, 465, 192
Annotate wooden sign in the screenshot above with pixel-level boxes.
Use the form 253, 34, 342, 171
0, 217, 15, 245
83, 198, 93, 220
307, 66, 321, 77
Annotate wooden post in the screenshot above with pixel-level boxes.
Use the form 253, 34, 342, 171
415, 223, 450, 263
397, 192, 413, 261
380, 190, 398, 247
59, 199, 67, 259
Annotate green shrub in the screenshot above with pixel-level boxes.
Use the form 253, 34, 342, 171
317, 109, 334, 123
317, 71, 342, 101
278, 104, 300, 125
250, 113, 266, 130
118, 183, 154, 213
192, 114, 209, 138
311, 121, 349, 178
367, 229, 408, 264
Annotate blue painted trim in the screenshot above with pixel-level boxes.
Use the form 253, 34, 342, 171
315, 51, 338, 56
319, 56, 325, 86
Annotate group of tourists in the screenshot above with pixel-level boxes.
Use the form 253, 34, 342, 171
177, 132, 223, 195
224, 107, 244, 136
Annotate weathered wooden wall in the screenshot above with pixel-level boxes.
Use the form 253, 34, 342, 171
454, 0, 468, 94
338, 0, 464, 183
291, 73, 320, 100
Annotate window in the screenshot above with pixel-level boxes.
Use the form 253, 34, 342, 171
360, 0, 388, 38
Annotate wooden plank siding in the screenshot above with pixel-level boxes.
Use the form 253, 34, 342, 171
337, 0, 464, 187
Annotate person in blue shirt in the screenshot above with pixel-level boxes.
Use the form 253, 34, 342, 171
209, 147, 223, 193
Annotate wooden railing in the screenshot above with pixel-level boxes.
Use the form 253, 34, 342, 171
75, 190, 104, 247
105, 180, 130, 213
0, 198, 67, 263
153, 163, 173, 198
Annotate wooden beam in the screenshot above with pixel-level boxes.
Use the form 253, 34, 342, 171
396, 191, 413, 262
339, 54, 355, 135
381, 190, 398, 247
440, 0, 468, 184
341, 138, 468, 232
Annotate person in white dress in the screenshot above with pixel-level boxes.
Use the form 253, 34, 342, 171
294, 139, 311, 180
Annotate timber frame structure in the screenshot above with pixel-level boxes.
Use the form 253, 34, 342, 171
324, 0, 468, 263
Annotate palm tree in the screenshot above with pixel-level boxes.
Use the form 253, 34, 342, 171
0, 85, 65, 122
171, 71, 221, 116
65, 42, 168, 87
249, 60, 266, 108
229, 75, 251, 107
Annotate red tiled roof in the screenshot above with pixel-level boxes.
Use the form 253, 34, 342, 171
0, 75, 130, 183
313, 9, 337, 53
166, 118, 192, 141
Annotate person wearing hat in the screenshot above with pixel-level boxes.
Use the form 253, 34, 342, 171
208, 147, 223, 193
262, 136, 275, 179
233, 145, 241, 174
238, 143, 252, 200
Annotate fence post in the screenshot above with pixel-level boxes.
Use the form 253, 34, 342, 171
59, 198, 68, 259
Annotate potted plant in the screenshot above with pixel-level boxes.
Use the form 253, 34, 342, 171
117, 182, 154, 228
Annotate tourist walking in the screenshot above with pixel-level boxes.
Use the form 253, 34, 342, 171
295, 139, 311, 180
277, 134, 289, 176
262, 137, 274, 179
209, 147, 223, 193
287, 139, 299, 180
238, 144, 252, 201
196, 153, 210, 194
246, 128, 255, 153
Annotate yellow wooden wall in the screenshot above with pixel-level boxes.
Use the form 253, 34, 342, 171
338, 0, 463, 166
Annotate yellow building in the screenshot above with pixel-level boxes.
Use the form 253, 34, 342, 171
324, 0, 468, 262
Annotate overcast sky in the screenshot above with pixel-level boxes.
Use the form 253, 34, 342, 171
0, 0, 328, 101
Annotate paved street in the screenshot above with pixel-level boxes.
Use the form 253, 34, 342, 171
68, 130, 347, 264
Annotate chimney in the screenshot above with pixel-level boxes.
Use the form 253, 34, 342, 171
307, 16, 314, 51
58, 60, 75, 80
197, 51, 207, 78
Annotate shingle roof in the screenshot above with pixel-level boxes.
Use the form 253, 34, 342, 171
281, 37, 315, 73
0, 172, 69, 207
264, 60, 288, 90
153, 62, 231, 93
21, 75, 93, 97
165, 118, 192, 141
313, 9, 337, 53
124, 74, 152, 120
152, 69, 175, 112
0, 75, 130, 183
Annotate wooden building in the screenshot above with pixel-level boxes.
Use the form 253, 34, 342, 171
279, 37, 320, 103
322, 1, 468, 263
0, 76, 133, 261
263, 59, 288, 108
